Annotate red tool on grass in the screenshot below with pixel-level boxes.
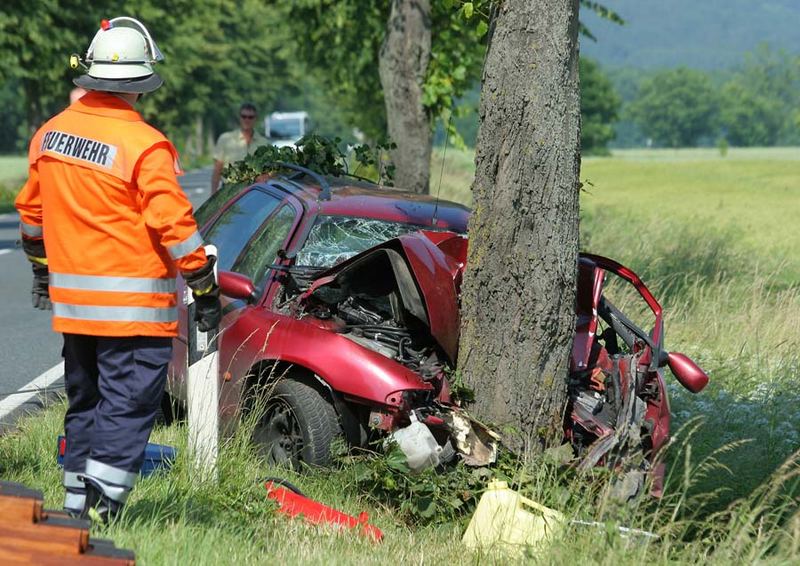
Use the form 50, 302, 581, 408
264, 480, 383, 542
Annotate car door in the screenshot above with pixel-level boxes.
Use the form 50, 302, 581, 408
169, 188, 284, 400
216, 199, 303, 415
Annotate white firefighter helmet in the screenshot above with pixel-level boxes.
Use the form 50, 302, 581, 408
73, 17, 164, 93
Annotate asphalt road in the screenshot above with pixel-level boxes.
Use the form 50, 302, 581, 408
0, 166, 212, 423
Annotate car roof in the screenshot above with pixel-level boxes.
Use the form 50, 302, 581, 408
261, 172, 471, 232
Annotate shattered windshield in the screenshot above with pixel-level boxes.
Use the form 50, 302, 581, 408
296, 216, 423, 268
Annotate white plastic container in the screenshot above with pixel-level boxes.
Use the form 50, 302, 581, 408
462, 480, 564, 556
390, 413, 442, 472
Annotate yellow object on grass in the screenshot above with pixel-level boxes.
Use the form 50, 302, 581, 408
462, 480, 565, 556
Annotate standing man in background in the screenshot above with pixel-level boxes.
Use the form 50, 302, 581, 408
15, 16, 221, 522
210, 102, 269, 192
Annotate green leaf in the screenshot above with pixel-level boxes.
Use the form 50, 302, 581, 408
385, 444, 412, 472
476, 20, 488, 38
463, 2, 474, 19
417, 496, 437, 518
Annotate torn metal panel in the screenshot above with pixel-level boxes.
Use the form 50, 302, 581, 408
440, 406, 501, 467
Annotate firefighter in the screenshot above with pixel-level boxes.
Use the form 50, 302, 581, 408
15, 17, 221, 522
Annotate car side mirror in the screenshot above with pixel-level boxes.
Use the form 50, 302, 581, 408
218, 270, 258, 304
666, 352, 709, 394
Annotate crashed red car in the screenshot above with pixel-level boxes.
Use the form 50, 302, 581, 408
168, 165, 708, 488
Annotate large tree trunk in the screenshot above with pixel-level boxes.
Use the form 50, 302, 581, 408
458, 0, 582, 453
378, 0, 432, 194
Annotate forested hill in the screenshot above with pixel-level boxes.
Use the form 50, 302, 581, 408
581, 0, 800, 70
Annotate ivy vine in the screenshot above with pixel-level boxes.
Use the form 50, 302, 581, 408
222, 134, 397, 187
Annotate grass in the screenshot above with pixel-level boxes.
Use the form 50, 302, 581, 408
3, 398, 800, 564
1, 403, 482, 565
581, 154, 800, 283
0, 155, 27, 213
434, 145, 800, 506
436, 148, 800, 281
580, 149, 800, 504
3, 146, 800, 563
0, 155, 28, 183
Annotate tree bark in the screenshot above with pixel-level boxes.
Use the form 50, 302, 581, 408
378, 0, 432, 194
457, 0, 582, 453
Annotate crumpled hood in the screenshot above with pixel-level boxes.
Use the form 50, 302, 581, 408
298, 230, 467, 363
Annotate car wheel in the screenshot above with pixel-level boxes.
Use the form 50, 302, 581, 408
252, 379, 341, 468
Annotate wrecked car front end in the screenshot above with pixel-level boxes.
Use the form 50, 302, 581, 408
286, 229, 500, 469
280, 227, 708, 485
566, 254, 708, 497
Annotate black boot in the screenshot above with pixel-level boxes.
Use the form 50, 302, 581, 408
81, 479, 123, 524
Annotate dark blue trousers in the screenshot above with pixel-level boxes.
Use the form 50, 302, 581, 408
62, 334, 172, 477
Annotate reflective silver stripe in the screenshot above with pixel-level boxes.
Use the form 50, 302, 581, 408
53, 303, 177, 323
81, 477, 131, 504
63, 470, 85, 489
167, 231, 204, 260
20, 221, 43, 237
84, 458, 137, 488
51, 273, 176, 294
64, 492, 86, 512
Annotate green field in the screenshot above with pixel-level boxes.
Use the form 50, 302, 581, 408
436, 149, 800, 278
436, 146, 800, 507
0, 155, 27, 183
0, 155, 27, 212
582, 150, 800, 282
2, 148, 800, 563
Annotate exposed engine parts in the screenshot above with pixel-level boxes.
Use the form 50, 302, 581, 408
288, 256, 449, 380
262, 236, 709, 496
339, 300, 446, 380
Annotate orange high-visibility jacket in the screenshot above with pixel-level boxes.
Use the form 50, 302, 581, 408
15, 91, 207, 337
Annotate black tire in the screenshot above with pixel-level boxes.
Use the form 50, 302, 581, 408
252, 379, 341, 468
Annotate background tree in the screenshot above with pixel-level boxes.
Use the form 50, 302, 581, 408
719, 82, 782, 147
0, 1, 288, 160
130, 0, 288, 161
458, 0, 581, 451
718, 45, 800, 147
580, 57, 620, 154
0, 1, 99, 135
285, 1, 618, 193
628, 68, 719, 147
378, 0, 432, 192
284, 0, 489, 193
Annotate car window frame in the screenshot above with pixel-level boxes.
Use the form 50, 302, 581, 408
200, 185, 287, 273
231, 202, 301, 286
194, 182, 251, 231
225, 182, 306, 304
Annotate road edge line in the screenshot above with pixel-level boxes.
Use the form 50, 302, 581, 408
0, 361, 64, 421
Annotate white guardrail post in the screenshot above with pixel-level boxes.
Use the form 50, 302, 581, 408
186, 245, 220, 482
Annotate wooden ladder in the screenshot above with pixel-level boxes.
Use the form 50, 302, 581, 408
0, 481, 135, 565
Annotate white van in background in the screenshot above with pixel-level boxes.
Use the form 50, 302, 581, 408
265, 111, 309, 148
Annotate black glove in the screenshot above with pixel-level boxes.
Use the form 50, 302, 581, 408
194, 285, 222, 332
185, 256, 222, 332
31, 263, 51, 310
